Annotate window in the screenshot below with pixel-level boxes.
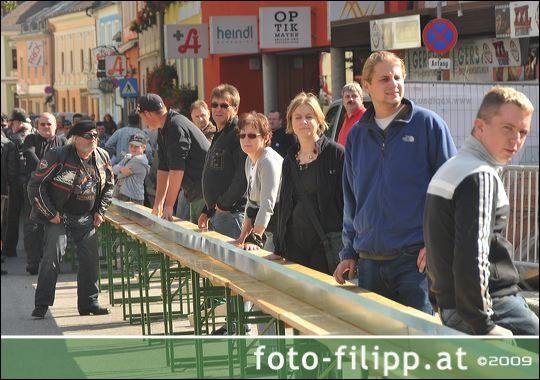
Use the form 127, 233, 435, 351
35, 102, 40, 114
12, 49, 17, 69
81, 49, 84, 72
62, 98, 66, 112
28, 100, 33, 113
89, 48, 92, 70
70, 51, 73, 73
61, 52, 65, 73
72, 98, 76, 112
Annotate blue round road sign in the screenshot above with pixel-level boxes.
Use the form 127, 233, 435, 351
422, 18, 458, 55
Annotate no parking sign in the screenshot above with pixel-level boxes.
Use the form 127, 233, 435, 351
422, 18, 458, 55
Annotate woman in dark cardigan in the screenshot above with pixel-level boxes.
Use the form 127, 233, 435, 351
273, 92, 344, 275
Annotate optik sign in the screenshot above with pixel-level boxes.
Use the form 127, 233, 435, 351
260, 7, 312, 49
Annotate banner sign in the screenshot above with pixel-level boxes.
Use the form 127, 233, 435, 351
510, 1, 539, 38
370, 15, 421, 52
165, 24, 209, 59
210, 16, 258, 54
495, 4, 512, 38
27, 41, 44, 67
327, 1, 384, 39
260, 7, 311, 49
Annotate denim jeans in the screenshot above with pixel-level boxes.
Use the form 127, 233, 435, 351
441, 294, 539, 335
357, 253, 433, 314
210, 209, 244, 239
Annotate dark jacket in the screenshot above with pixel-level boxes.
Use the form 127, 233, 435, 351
201, 116, 247, 214
271, 127, 296, 157
274, 135, 344, 257
27, 144, 114, 223
1, 134, 19, 196
22, 134, 66, 184
424, 136, 520, 335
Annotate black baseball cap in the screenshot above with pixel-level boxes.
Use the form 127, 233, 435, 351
129, 133, 147, 147
137, 93, 164, 113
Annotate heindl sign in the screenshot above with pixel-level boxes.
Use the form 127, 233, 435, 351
210, 16, 258, 54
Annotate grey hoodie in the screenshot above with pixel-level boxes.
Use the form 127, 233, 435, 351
112, 153, 150, 201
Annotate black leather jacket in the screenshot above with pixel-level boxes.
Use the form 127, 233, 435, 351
1, 133, 19, 196
27, 144, 114, 223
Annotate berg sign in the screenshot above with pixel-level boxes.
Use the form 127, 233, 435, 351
210, 16, 258, 54
260, 7, 311, 49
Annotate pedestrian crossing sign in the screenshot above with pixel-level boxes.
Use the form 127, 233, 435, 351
119, 78, 139, 98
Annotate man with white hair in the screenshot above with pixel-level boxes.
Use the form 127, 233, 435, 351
336, 82, 367, 147
21, 113, 66, 274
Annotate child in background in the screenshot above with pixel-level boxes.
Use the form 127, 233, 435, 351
112, 133, 150, 205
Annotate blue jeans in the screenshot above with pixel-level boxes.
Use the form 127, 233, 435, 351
357, 253, 433, 314
441, 294, 539, 335
210, 210, 244, 239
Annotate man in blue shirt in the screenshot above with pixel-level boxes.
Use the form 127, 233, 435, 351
334, 51, 457, 314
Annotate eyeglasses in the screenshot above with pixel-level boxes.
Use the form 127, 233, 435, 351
39, 122, 53, 126
238, 133, 261, 140
81, 132, 98, 140
211, 102, 230, 110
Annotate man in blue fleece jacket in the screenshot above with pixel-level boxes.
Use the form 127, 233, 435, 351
334, 51, 457, 314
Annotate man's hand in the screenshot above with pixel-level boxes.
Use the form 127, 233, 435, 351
161, 205, 174, 221
49, 213, 61, 224
152, 204, 163, 217
198, 213, 209, 231
417, 247, 427, 273
93, 213, 104, 227
119, 166, 132, 176
244, 243, 260, 251
333, 259, 358, 285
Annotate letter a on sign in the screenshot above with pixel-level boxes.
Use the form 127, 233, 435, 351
106, 55, 127, 77
165, 25, 208, 59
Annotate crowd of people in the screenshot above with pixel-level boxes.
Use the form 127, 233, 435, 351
0, 51, 537, 336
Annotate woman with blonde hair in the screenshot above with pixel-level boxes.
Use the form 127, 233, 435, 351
274, 92, 344, 275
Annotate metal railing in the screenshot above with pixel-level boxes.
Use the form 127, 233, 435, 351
502, 165, 539, 265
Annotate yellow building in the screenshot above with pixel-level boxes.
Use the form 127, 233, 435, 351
48, 2, 98, 115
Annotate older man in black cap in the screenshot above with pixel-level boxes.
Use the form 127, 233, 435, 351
27, 119, 114, 319
137, 93, 209, 222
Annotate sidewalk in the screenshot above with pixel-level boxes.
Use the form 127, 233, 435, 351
1, 243, 190, 336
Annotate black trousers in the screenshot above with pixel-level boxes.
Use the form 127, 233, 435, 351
23, 189, 44, 266
35, 212, 99, 310
285, 227, 330, 275
3, 184, 23, 257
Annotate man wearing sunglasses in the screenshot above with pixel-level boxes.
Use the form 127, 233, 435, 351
199, 84, 247, 239
137, 93, 209, 222
21, 113, 66, 274
27, 119, 113, 319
